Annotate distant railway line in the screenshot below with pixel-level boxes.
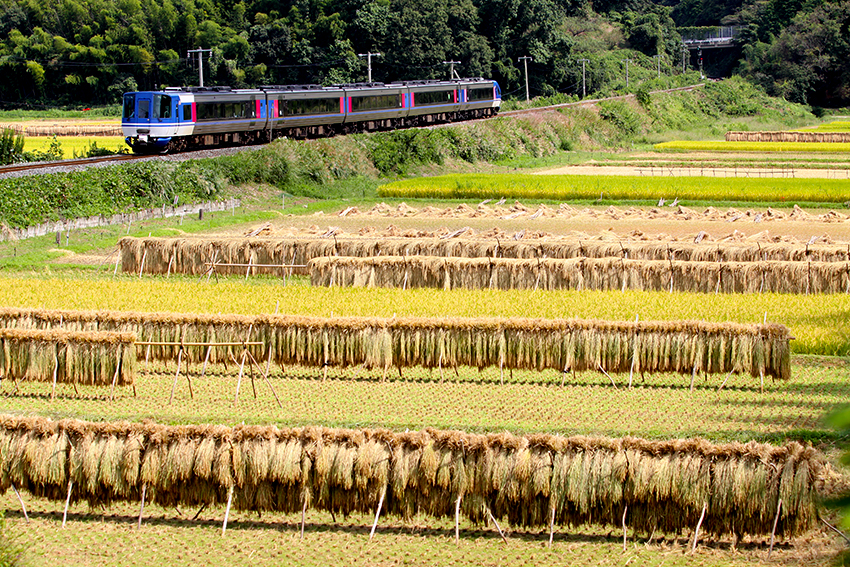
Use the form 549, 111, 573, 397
3, 84, 705, 177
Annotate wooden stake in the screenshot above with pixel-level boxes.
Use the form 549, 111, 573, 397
51, 351, 58, 400
369, 486, 387, 541
622, 505, 628, 551
691, 502, 707, 554
169, 347, 183, 404
485, 506, 507, 544
246, 351, 283, 409
222, 485, 234, 535
234, 350, 247, 405
138, 250, 147, 278
11, 484, 28, 523
200, 345, 212, 379
137, 484, 147, 529
760, 369, 764, 394
192, 503, 207, 521
300, 497, 307, 540
689, 364, 697, 392
768, 498, 782, 559
598, 364, 618, 389
718, 370, 733, 391
455, 494, 462, 546
113, 252, 121, 277
185, 352, 193, 399
109, 349, 122, 401
62, 481, 73, 527
548, 505, 556, 548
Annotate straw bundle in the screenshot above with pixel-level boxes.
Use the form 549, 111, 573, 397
310, 256, 850, 295
0, 308, 792, 381
0, 415, 824, 537
0, 328, 136, 386
119, 236, 850, 277
726, 131, 850, 143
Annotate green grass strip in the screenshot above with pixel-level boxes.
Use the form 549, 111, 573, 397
378, 173, 850, 204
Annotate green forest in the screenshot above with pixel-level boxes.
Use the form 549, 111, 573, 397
0, 0, 848, 108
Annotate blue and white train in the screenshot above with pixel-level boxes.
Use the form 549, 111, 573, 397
122, 78, 501, 153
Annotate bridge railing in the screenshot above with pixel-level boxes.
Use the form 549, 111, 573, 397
679, 26, 742, 43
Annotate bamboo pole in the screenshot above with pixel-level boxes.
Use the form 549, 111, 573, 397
51, 351, 58, 401
11, 484, 28, 523
109, 351, 122, 401
622, 505, 628, 551
138, 250, 147, 278
768, 499, 782, 559
222, 485, 234, 535
486, 506, 508, 544
455, 494, 462, 546
548, 505, 556, 548
62, 481, 73, 527
138, 484, 147, 529
598, 364, 618, 389
300, 498, 307, 540
169, 348, 183, 405
369, 486, 387, 542
247, 351, 282, 409
234, 351, 247, 405
691, 502, 707, 554
200, 345, 212, 379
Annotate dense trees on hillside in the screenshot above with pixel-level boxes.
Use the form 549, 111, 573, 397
0, 0, 847, 107
0, 0, 685, 106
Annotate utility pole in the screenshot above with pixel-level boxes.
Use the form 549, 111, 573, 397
187, 48, 212, 87
443, 60, 461, 80
653, 55, 662, 78
358, 52, 381, 83
518, 56, 533, 101
621, 58, 633, 88
682, 44, 687, 74
577, 59, 589, 98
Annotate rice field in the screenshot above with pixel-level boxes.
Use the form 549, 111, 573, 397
795, 121, 850, 133
0, 357, 844, 440
377, 173, 850, 203
23, 135, 127, 158
654, 140, 850, 153
0, 277, 845, 356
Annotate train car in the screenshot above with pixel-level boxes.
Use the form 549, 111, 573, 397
122, 78, 501, 154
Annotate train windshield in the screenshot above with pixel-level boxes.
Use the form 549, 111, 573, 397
154, 94, 172, 119
122, 94, 135, 119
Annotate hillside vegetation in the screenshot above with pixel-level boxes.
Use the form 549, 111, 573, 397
2, 0, 848, 108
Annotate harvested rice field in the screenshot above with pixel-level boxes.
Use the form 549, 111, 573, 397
1, 144, 850, 566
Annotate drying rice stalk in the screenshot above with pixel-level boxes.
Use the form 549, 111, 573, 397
0, 415, 825, 538
310, 256, 850, 295
0, 308, 792, 381
119, 236, 850, 278
0, 329, 136, 386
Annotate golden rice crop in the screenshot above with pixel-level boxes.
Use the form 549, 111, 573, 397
0, 307, 792, 381
0, 415, 823, 537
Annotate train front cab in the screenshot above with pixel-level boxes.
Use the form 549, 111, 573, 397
459, 80, 501, 118
122, 92, 182, 153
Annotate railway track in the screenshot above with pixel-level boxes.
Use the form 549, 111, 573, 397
0, 153, 143, 175
4, 84, 705, 176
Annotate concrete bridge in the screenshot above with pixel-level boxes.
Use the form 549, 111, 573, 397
681, 26, 742, 50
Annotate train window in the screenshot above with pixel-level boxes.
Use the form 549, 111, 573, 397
350, 94, 402, 112
139, 99, 150, 119
286, 97, 339, 116
122, 94, 135, 119
414, 90, 453, 106
182, 104, 192, 121
154, 94, 171, 119
467, 87, 494, 102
